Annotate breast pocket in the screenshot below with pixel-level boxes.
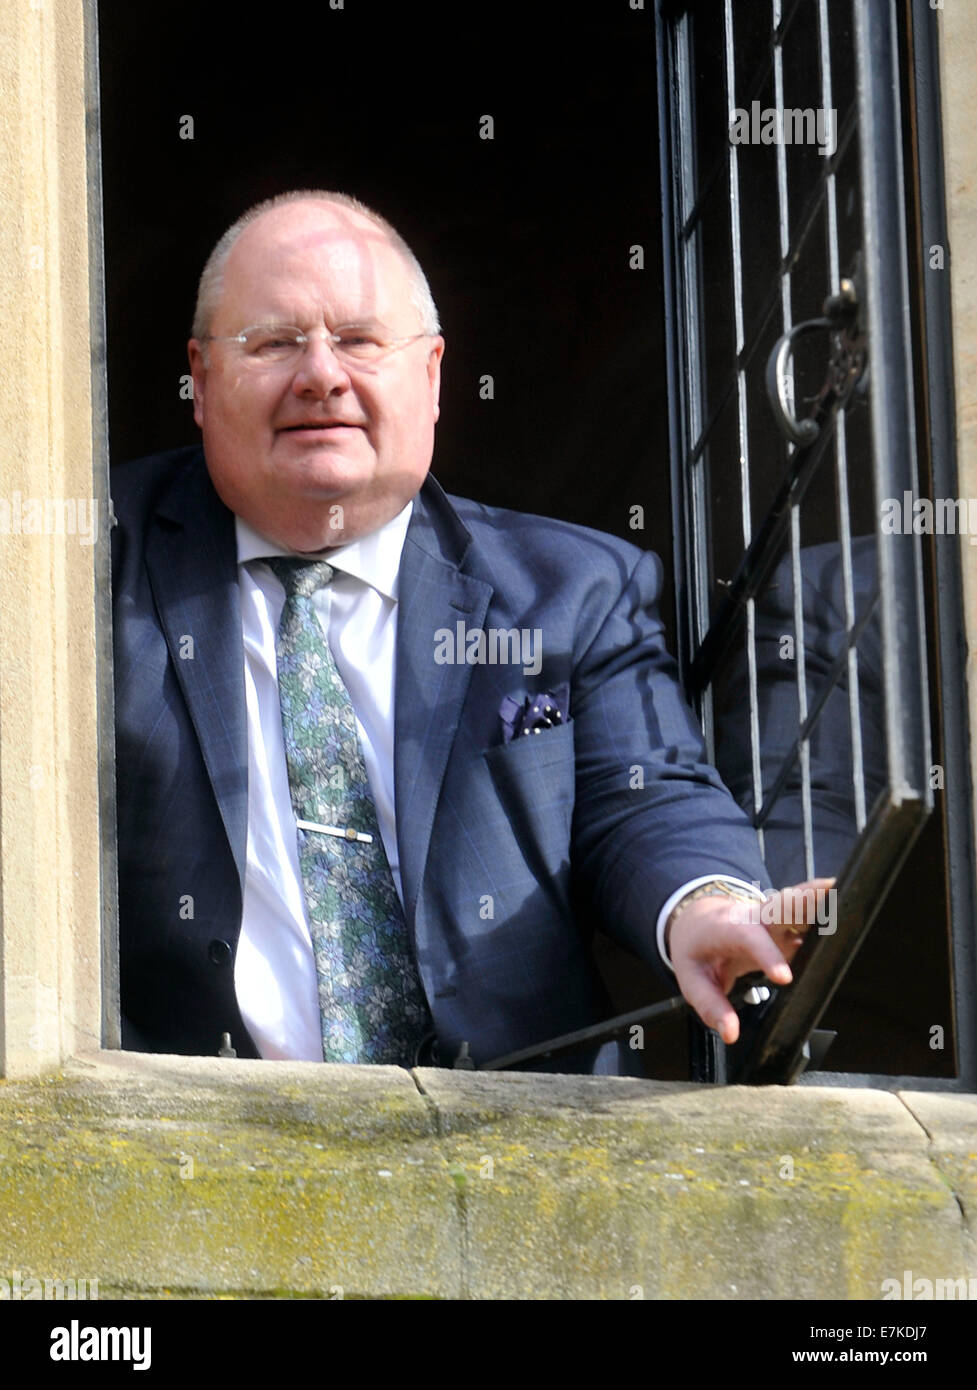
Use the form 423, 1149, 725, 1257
482, 719, 576, 866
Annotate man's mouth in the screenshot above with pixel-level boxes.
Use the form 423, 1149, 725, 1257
280, 421, 362, 433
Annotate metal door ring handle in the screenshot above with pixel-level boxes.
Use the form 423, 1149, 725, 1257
765, 316, 833, 447
765, 271, 865, 448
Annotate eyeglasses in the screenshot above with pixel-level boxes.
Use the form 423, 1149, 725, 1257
202, 323, 432, 369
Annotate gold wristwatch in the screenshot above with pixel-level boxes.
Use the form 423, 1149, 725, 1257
665, 879, 763, 956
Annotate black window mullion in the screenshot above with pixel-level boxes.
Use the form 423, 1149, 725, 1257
819, 0, 869, 835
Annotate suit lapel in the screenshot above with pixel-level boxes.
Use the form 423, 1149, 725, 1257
141, 459, 485, 918
145, 453, 249, 890
395, 479, 492, 928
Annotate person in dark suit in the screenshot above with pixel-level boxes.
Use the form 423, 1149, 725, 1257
714, 537, 885, 889
111, 190, 824, 1073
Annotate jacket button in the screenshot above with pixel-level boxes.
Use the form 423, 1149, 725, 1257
208, 939, 232, 966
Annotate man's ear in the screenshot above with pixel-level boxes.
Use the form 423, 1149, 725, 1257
187, 339, 207, 428
427, 336, 444, 423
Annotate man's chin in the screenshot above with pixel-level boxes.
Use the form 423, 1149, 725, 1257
272, 440, 376, 498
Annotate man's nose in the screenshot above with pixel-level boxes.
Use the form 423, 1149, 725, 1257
291, 334, 350, 395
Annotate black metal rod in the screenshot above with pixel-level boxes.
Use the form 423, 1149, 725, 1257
482, 981, 766, 1072
481, 996, 687, 1071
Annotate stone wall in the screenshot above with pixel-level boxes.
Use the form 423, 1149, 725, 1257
0, 1053, 974, 1299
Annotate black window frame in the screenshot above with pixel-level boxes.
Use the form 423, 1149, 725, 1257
656, 0, 977, 1090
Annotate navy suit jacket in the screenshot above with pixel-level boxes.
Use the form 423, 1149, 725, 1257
714, 538, 884, 888
111, 445, 770, 1073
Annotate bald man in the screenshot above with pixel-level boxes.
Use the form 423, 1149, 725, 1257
112, 190, 822, 1072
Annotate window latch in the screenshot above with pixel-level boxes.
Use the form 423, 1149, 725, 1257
765, 259, 868, 447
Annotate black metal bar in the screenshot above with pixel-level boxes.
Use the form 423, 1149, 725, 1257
858, 0, 931, 802
689, 1007, 727, 1084
818, 0, 869, 837
481, 995, 686, 1071
907, 0, 977, 1089
657, 0, 721, 1083
684, 15, 712, 726
482, 981, 765, 1073
658, 1, 695, 681
790, 505, 816, 878
730, 793, 929, 1083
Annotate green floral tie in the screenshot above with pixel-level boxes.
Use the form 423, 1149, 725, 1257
268, 558, 431, 1065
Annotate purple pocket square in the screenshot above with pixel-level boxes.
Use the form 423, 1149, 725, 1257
499, 685, 570, 744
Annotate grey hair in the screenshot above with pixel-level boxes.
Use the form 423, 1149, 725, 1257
191, 189, 441, 341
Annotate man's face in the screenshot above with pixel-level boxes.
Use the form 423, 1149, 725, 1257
188, 200, 444, 550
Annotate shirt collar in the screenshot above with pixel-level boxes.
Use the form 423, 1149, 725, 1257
235, 500, 413, 603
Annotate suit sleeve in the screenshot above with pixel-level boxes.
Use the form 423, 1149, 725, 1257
568, 547, 772, 969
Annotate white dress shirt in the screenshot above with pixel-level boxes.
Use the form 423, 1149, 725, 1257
234, 503, 412, 1061
232, 502, 766, 1061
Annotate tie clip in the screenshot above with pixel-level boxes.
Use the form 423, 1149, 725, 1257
296, 818, 373, 844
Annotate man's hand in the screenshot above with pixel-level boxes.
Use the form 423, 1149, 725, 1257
667, 879, 836, 1045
